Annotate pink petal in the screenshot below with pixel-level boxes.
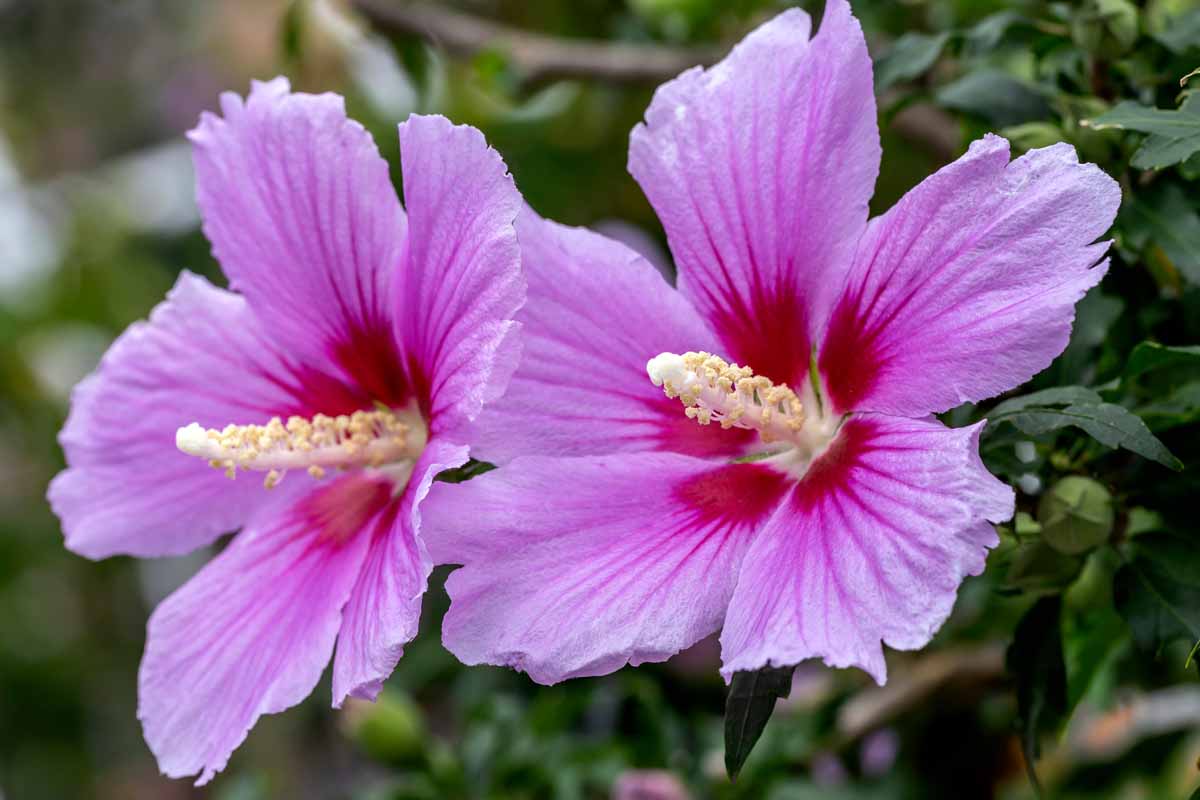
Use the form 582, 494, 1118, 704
720, 415, 1013, 684
138, 474, 394, 785
424, 453, 791, 684
470, 207, 749, 463
48, 272, 312, 559
190, 77, 412, 409
628, 1, 880, 386
332, 438, 469, 706
820, 137, 1120, 416
394, 115, 523, 438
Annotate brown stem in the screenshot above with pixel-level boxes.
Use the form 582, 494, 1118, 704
350, 0, 722, 84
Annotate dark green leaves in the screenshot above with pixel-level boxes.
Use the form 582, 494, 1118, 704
724, 665, 795, 779
1126, 341, 1200, 378
874, 32, 950, 91
873, 11, 1026, 92
1151, 8, 1200, 54
1007, 597, 1067, 797
1087, 94, 1200, 169
1119, 183, 1200, 285
1114, 533, 1200, 657
987, 388, 1183, 470
435, 459, 497, 484
935, 69, 1050, 127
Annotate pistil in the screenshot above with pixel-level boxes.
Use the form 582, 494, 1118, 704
647, 351, 806, 445
176, 408, 416, 488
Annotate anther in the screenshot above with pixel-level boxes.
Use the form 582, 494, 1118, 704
176, 408, 413, 488
647, 351, 805, 445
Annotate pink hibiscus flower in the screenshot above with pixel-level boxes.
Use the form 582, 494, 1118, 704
423, 1, 1120, 685
47, 78, 523, 783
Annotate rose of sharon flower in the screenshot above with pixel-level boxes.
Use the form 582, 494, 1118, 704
47, 78, 522, 783
423, 1, 1119, 685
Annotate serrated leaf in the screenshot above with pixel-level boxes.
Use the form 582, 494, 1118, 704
1126, 341, 1200, 378
1114, 534, 1200, 658
1086, 95, 1200, 169
724, 665, 795, 779
991, 401, 1183, 470
1007, 597, 1067, 798
874, 31, 950, 91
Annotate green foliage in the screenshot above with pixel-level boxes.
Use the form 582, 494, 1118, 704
987, 388, 1182, 470
1087, 94, 1200, 170
1114, 533, 1200, 659
5, 0, 1200, 798
1126, 341, 1200, 378
874, 32, 951, 91
1008, 597, 1068, 797
723, 665, 796, 779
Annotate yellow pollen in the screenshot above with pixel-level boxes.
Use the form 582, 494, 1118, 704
647, 351, 805, 445
175, 408, 413, 489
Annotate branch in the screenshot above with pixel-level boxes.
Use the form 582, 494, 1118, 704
350, 0, 722, 84
351, 1, 960, 158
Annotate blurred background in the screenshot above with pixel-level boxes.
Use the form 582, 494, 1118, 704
3, 0, 1200, 797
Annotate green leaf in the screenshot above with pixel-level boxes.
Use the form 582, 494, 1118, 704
1126, 341, 1200, 378
1114, 533, 1200, 656
990, 397, 1183, 470
1086, 95, 1200, 169
935, 69, 1050, 127
990, 386, 1103, 416
1038, 477, 1114, 555
1137, 381, 1200, 432
1007, 597, 1067, 798
874, 32, 950, 91
1006, 540, 1082, 593
1151, 9, 1200, 54
724, 664, 795, 779
1119, 183, 1200, 285
964, 10, 1026, 54
435, 459, 497, 484
1062, 604, 1127, 709
280, 0, 305, 64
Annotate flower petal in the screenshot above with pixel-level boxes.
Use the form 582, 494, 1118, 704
470, 207, 747, 463
628, 1, 880, 386
424, 453, 791, 684
820, 137, 1120, 416
720, 415, 1013, 684
48, 272, 312, 559
394, 115, 523, 438
332, 438, 469, 706
138, 474, 391, 785
190, 77, 412, 408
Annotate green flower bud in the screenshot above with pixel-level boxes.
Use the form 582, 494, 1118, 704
1039, 476, 1115, 555
341, 689, 426, 766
